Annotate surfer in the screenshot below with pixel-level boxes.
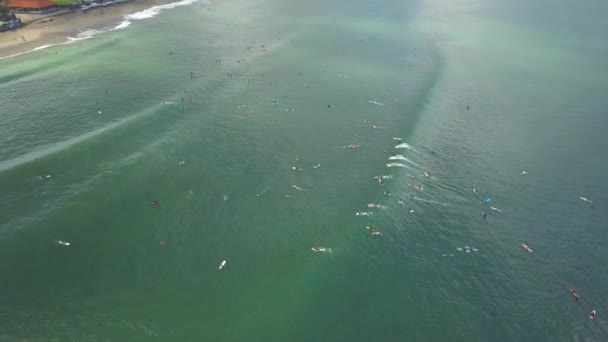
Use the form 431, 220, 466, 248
521, 243, 533, 253
521, 170, 527, 176
590, 310, 596, 319
311, 247, 327, 252
490, 206, 501, 212
570, 289, 580, 301
408, 208, 415, 213
414, 185, 423, 192
152, 201, 159, 206
293, 185, 307, 192
579, 197, 595, 208
466, 105, 470, 111
482, 211, 487, 220
424, 171, 430, 179
219, 260, 227, 270
57, 240, 70, 246
378, 178, 383, 185
160, 240, 165, 247
473, 187, 478, 195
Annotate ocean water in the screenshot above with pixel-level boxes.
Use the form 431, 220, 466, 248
1, 0, 607, 340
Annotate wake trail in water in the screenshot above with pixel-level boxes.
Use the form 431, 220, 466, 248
0, 104, 165, 173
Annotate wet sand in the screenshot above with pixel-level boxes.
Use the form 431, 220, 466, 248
0, 0, 180, 59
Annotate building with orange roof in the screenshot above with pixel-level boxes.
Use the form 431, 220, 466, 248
3, 0, 56, 11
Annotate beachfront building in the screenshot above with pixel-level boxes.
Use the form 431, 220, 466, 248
2, 0, 57, 13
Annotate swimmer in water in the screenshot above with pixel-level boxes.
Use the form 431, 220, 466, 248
482, 211, 487, 220
570, 289, 580, 301
473, 187, 478, 195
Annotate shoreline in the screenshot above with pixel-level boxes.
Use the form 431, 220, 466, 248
0, 0, 190, 59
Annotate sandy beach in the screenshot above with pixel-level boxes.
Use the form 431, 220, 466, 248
0, 0, 182, 58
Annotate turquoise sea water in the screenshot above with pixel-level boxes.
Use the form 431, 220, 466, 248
1, 0, 607, 340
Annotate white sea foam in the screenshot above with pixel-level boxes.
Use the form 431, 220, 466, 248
68, 29, 103, 41
113, 20, 131, 30
125, 0, 200, 20
32, 45, 53, 51
0, 40, 75, 60
388, 155, 419, 167
386, 163, 408, 168
395, 142, 420, 154
2, 0, 201, 61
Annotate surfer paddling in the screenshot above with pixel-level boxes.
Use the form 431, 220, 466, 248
570, 289, 580, 301
521, 243, 533, 253
292, 185, 307, 192
579, 196, 595, 208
